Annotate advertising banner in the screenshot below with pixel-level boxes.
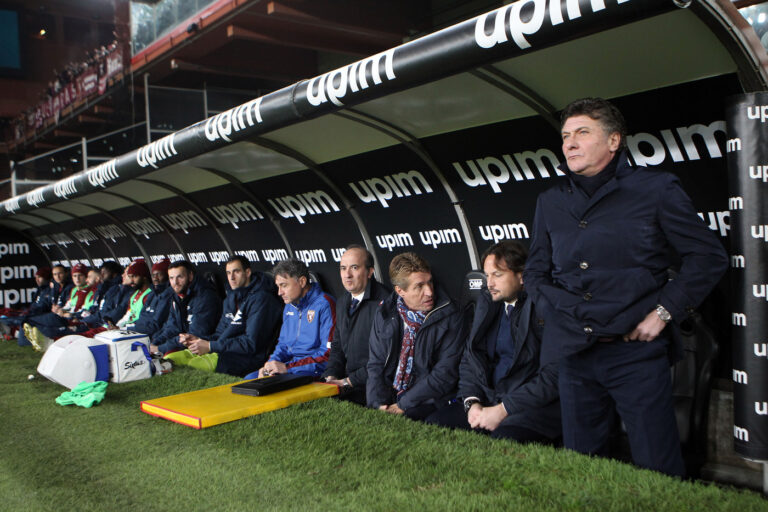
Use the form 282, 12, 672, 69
725, 92, 768, 461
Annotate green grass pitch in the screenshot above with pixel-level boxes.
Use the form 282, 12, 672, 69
0, 341, 764, 511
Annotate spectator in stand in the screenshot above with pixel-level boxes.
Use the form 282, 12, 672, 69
247, 259, 335, 379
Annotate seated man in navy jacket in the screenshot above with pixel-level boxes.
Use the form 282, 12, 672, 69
180, 255, 283, 376
129, 258, 173, 339
426, 241, 560, 443
150, 260, 221, 356
323, 245, 390, 405
249, 258, 335, 379
367, 252, 464, 420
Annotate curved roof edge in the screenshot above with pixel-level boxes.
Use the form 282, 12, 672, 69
0, 0, 681, 219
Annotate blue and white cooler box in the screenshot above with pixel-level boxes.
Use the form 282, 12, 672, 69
94, 330, 154, 383
37, 335, 110, 389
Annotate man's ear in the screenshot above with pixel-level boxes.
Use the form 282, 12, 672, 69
367, 267, 375, 279
609, 132, 621, 152
299, 276, 308, 288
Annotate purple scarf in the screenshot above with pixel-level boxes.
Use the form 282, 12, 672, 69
393, 296, 426, 395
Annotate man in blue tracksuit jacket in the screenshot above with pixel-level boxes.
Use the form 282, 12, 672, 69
150, 260, 222, 355
182, 255, 283, 376
79, 261, 123, 327
250, 258, 335, 379
524, 98, 728, 476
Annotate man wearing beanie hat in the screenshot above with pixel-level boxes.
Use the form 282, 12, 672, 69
129, 258, 173, 340
115, 259, 153, 328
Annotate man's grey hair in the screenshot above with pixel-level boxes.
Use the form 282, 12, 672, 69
272, 258, 310, 281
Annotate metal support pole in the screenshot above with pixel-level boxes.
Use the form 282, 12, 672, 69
203, 81, 208, 119
81, 137, 88, 171
10, 162, 15, 197
144, 72, 151, 144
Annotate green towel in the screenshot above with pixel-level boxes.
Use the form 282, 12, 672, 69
163, 349, 218, 372
55, 381, 108, 408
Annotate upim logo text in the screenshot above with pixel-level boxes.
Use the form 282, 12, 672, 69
453, 150, 563, 193
268, 190, 340, 224
348, 171, 433, 208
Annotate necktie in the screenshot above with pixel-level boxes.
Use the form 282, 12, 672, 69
505, 303, 512, 317
349, 298, 360, 316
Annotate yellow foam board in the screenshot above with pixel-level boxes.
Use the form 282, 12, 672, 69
140, 380, 339, 429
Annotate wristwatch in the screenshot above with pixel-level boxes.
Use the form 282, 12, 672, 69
463, 398, 481, 414
655, 304, 672, 323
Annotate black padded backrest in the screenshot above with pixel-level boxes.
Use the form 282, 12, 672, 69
459, 270, 485, 315
670, 312, 718, 448
203, 271, 227, 301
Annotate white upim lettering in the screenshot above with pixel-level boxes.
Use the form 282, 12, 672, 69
205, 98, 262, 142
726, 138, 741, 152
730, 255, 745, 269
747, 105, 768, 123
234, 250, 260, 263
729, 197, 743, 210
748, 165, 768, 183
51, 233, 74, 247
732, 369, 748, 385
732, 313, 747, 327
697, 211, 730, 237
136, 133, 177, 169
733, 426, 749, 441
86, 160, 118, 188
0, 265, 37, 284
267, 191, 340, 224
478, 223, 530, 243
261, 249, 289, 265
296, 249, 327, 265
376, 233, 414, 252
187, 252, 207, 264
208, 251, 230, 264
207, 201, 264, 229
0, 287, 37, 306
306, 49, 395, 108
418, 229, 462, 249
4, 198, 20, 213
161, 211, 208, 234
331, 248, 346, 262
25, 189, 45, 207
452, 149, 563, 192
629, 121, 726, 166
751, 224, 768, 241
53, 176, 78, 199
71, 229, 98, 245
753, 284, 767, 300
125, 217, 164, 239
756, 402, 768, 415
0, 243, 29, 259
94, 224, 127, 242
754, 343, 768, 357
348, 170, 433, 208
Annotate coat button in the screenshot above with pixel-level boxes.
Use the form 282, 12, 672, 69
579, 220, 588, 228
583, 292, 592, 301
579, 261, 589, 270
583, 326, 593, 334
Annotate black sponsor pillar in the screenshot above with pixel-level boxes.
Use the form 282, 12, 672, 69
726, 93, 768, 462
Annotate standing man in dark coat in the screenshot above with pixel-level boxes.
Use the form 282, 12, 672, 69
427, 241, 560, 443
367, 252, 464, 420
524, 98, 728, 476
323, 245, 390, 405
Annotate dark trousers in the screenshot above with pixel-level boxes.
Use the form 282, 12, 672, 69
426, 402, 554, 443
559, 338, 685, 477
